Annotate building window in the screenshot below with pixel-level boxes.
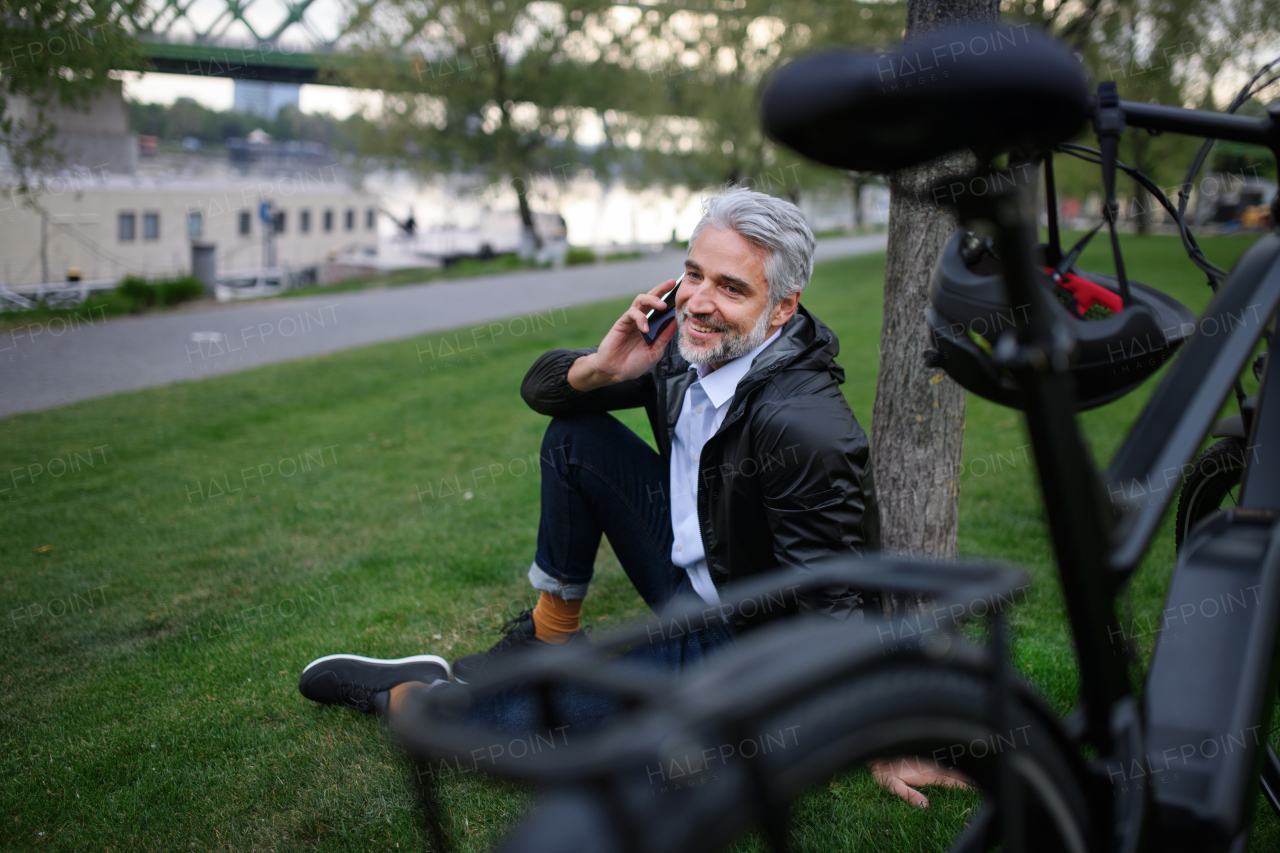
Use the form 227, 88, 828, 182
300, 209, 311, 234
239, 211, 251, 236
273, 211, 286, 235
344, 208, 355, 231
366, 207, 376, 230
143, 212, 159, 241
118, 212, 136, 242
323, 209, 333, 232
187, 211, 203, 239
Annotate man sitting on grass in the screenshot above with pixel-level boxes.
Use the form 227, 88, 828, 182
298, 186, 963, 806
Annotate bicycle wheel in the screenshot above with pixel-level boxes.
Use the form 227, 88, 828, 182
501, 660, 1097, 853
1175, 437, 1248, 550
754, 661, 1095, 852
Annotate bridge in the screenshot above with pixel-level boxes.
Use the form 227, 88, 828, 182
120, 0, 356, 85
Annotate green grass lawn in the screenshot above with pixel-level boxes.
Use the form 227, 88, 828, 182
1, 231, 1274, 851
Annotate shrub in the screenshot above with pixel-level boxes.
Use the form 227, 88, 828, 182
157, 275, 205, 306
115, 274, 205, 311
450, 254, 530, 275
566, 246, 596, 265
117, 276, 157, 310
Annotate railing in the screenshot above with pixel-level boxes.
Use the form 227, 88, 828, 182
0, 280, 118, 311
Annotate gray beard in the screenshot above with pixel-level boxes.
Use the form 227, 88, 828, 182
676, 303, 774, 366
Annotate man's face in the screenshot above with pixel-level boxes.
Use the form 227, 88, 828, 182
676, 226, 793, 367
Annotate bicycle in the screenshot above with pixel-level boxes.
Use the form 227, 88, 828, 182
920, 60, 1277, 553
396, 24, 1280, 852
1158, 62, 1278, 550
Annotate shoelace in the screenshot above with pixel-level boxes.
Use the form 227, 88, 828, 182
488, 608, 535, 653
335, 680, 382, 713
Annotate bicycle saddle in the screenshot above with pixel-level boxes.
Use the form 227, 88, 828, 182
761, 24, 1090, 172
927, 231, 1198, 410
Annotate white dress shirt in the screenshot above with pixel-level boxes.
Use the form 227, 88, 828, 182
670, 327, 782, 606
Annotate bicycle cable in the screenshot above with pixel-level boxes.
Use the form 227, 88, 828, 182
1177, 52, 1280, 409
1056, 143, 1189, 226
1176, 52, 1280, 288
1050, 54, 1280, 293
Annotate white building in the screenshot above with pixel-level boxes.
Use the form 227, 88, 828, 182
0, 168, 380, 287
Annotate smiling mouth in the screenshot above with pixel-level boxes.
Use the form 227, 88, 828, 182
688, 319, 722, 335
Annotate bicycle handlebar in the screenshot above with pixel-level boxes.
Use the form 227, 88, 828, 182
1119, 100, 1278, 148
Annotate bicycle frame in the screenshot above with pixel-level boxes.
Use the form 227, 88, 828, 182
398, 60, 1280, 851
955, 95, 1280, 850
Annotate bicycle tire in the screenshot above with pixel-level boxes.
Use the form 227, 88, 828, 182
755, 662, 1095, 852
500, 660, 1097, 853
1175, 437, 1248, 550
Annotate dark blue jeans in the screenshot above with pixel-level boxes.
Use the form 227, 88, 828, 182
446, 413, 736, 736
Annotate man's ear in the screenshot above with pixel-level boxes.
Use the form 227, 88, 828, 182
770, 291, 800, 330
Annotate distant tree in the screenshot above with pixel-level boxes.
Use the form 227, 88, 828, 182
1212, 140, 1276, 182
215, 113, 258, 144
338, 0, 901, 247
1024, 0, 1280, 230
607, 1, 901, 212
1, 0, 143, 283
633, 5, 816, 187
1065, 0, 1216, 232
168, 99, 208, 140
847, 171, 882, 230
124, 98, 373, 152
341, 0, 645, 256
127, 100, 168, 138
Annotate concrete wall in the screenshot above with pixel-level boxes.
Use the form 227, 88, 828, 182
6, 80, 137, 174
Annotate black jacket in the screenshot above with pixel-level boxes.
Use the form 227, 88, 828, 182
521, 304, 880, 630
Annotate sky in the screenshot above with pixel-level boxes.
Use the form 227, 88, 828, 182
120, 72, 366, 118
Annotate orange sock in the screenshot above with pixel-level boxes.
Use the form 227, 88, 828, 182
532, 591, 582, 644
388, 681, 428, 717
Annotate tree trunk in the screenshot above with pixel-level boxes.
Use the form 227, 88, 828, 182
871, 0, 998, 561
1129, 132, 1153, 235
851, 174, 866, 229
40, 206, 49, 285
514, 174, 542, 259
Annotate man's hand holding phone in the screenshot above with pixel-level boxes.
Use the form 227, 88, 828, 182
568, 276, 680, 392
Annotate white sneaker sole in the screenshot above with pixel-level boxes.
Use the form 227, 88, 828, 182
300, 652, 453, 681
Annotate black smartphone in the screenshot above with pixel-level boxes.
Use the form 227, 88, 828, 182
640, 273, 682, 346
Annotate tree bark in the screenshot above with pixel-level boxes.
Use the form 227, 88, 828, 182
40, 207, 49, 285
1129, 132, 1153, 235
514, 175, 543, 259
871, 0, 998, 559
851, 174, 865, 229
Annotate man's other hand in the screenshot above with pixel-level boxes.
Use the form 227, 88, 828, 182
568, 280, 679, 391
870, 757, 972, 808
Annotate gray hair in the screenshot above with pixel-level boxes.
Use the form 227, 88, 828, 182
687, 186, 816, 307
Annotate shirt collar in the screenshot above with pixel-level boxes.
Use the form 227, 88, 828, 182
691, 327, 782, 410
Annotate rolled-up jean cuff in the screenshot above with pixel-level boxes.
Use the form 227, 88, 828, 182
528, 561, 590, 601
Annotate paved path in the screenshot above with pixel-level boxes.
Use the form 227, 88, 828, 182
0, 234, 886, 417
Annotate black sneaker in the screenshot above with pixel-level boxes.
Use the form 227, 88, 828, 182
452, 608, 586, 683
298, 653, 452, 716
